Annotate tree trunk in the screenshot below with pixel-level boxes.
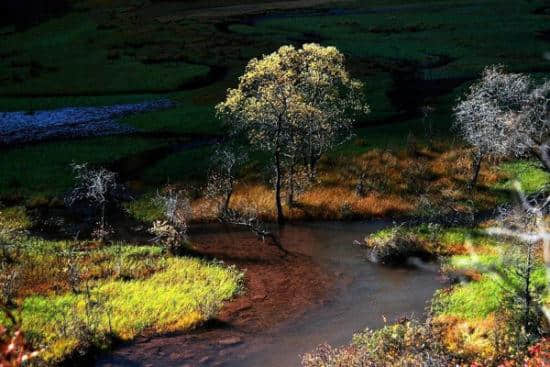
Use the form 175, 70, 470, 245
275, 152, 285, 225
222, 179, 234, 215
287, 164, 295, 207
308, 157, 318, 183
469, 151, 483, 189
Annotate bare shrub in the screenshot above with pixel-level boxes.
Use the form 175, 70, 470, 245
205, 145, 247, 217
0, 269, 19, 307
219, 208, 288, 256
150, 187, 191, 254
64, 249, 82, 293
65, 163, 123, 242
486, 185, 549, 340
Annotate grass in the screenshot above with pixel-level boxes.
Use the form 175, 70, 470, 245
364, 219, 549, 362
191, 144, 503, 222
0, 12, 210, 97
140, 145, 217, 186
119, 143, 514, 224
19, 257, 241, 363
242, 0, 548, 76
124, 193, 164, 224
495, 161, 550, 194
364, 223, 502, 264
0, 136, 168, 201
434, 276, 506, 320
430, 264, 547, 360
0, 236, 243, 364
0, 206, 31, 231
119, 92, 224, 135
435, 253, 547, 319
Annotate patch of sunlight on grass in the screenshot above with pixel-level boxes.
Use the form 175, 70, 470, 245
433, 276, 505, 320
433, 266, 546, 320
496, 161, 550, 194
7, 257, 242, 363
124, 193, 164, 224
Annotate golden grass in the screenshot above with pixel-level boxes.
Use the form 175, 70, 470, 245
434, 314, 500, 362
191, 145, 505, 222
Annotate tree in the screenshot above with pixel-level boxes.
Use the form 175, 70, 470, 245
205, 145, 247, 217
216, 43, 369, 224
454, 65, 549, 188
65, 164, 122, 242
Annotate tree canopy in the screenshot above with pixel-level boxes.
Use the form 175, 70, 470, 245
454, 65, 549, 186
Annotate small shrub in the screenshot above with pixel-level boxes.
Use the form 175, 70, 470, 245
65, 163, 124, 243
364, 225, 436, 264
149, 187, 191, 255
302, 320, 453, 367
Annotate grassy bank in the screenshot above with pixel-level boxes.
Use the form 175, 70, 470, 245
0, 227, 243, 364
125, 145, 548, 224
361, 217, 548, 364
305, 220, 549, 366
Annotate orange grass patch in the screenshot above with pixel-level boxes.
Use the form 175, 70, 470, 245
433, 313, 525, 365
191, 145, 506, 222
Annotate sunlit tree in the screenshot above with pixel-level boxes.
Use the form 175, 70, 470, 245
454, 65, 549, 187
216, 43, 369, 223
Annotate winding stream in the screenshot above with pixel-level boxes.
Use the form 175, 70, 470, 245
220, 222, 442, 367
97, 221, 444, 367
